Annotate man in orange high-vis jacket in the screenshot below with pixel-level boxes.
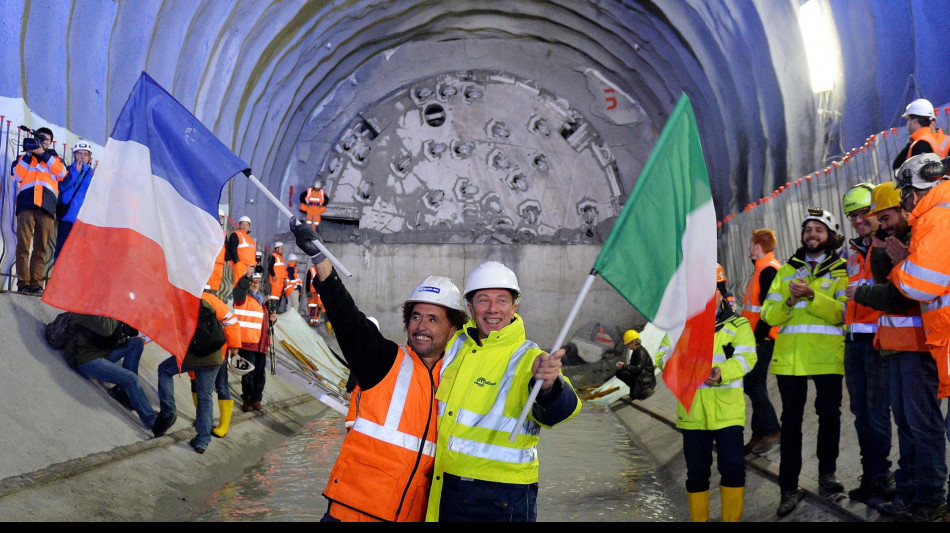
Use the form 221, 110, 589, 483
283, 254, 302, 312
305, 263, 325, 326
840, 183, 892, 505
299, 180, 329, 232
849, 175, 945, 522
892, 99, 950, 172
226, 216, 256, 285
267, 241, 287, 307
291, 218, 469, 522
740, 228, 781, 455
233, 270, 276, 413
10, 126, 66, 293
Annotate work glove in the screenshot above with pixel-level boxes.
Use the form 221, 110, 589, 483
290, 217, 325, 264
722, 343, 735, 359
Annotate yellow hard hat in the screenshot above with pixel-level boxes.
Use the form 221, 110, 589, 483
868, 182, 901, 215
623, 329, 639, 344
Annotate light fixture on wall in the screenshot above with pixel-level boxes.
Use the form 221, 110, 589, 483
797, 0, 837, 94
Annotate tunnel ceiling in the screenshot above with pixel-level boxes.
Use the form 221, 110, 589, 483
3, 0, 949, 244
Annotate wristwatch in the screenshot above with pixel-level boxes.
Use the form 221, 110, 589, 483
806, 292, 814, 302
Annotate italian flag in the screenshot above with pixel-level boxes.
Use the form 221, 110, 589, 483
593, 94, 717, 411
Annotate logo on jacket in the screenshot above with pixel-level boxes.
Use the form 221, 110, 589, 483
473, 377, 497, 387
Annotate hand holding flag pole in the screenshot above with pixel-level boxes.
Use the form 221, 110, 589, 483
241, 170, 352, 278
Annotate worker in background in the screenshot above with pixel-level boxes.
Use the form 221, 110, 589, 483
290, 217, 468, 522
233, 269, 277, 413
426, 260, 581, 522
840, 182, 894, 505
306, 262, 326, 326
614, 329, 655, 401
267, 241, 288, 309
762, 207, 848, 517
849, 176, 947, 522
892, 98, 950, 172
657, 262, 755, 522
283, 254, 302, 313
226, 215, 256, 285
740, 228, 782, 456
299, 179, 329, 232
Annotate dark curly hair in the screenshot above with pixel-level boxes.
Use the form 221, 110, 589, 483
402, 302, 468, 331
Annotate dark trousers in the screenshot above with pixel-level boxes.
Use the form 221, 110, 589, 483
439, 473, 537, 522
240, 349, 267, 403
744, 340, 780, 437
776, 373, 843, 491
682, 425, 745, 492
844, 337, 892, 480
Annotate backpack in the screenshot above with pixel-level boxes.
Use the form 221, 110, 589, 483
85, 321, 138, 350
189, 299, 227, 357
45, 312, 75, 349
615, 346, 656, 401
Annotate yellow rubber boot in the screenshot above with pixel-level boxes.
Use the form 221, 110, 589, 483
720, 485, 744, 522
688, 490, 710, 522
191, 392, 198, 407
212, 399, 234, 438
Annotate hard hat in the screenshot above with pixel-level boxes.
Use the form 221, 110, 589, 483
72, 140, 92, 154
218, 207, 226, 218
464, 261, 521, 303
868, 182, 902, 215
227, 354, 255, 376
367, 316, 380, 330
250, 271, 262, 280
903, 98, 936, 120
288, 254, 299, 262
314, 180, 324, 189
895, 153, 947, 190
842, 182, 875, 214
274, 241, 284, 249
622, 329, 639, 345
716, 263, 727, 284
801, 207, 839, 233
406, 275, 466, 312
238, 215, 251, 224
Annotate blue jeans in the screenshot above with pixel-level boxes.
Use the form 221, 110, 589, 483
744, 340, 780, 437
844, 337, 892, 480
214, 360, 231, 400
890, 351, 947, 506
682, 425, 745, 492
157, 356, 217, 449
75, 337, 155, 429
439, 473, 537, 522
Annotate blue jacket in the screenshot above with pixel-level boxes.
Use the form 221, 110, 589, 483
57, 161, 94, 223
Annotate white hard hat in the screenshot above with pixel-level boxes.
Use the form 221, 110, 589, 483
367, 316, 380, 330
464, 261, 521, 303
288, 254, 299, 262
406, 275, 466, 313
801, 207, 839, 233
250, 271, 262, 280
218, 207, 226, 217
274, 241, 284, 248
314, 180, 323, 189
238, 215, 251, 224
903, 98, 936, 120
72, 140, 92, 154
895, 153, 947, 190
227, 354, 255, 376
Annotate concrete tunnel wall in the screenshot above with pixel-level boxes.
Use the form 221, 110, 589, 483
2, 0, 950, 343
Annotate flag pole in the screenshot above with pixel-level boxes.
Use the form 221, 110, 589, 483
242, 171, 352, 278
509, 269, 598, 442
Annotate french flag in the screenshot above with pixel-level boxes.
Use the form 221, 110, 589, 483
43, 72, 248, 366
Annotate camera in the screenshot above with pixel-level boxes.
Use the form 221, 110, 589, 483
19, 125, 44, 152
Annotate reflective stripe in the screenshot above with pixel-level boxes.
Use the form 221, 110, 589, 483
766, 292, 784, 302
878, 315, 923, 328
351, 418, 436, 458
439, 333, 467, 379
221, 310, 238, 327
901, 260, 950, 288
236, 320, 263, 330
792, 301, 808, 309
733, 354, 752, 374
936, 202, 950, 209
746, 305, 762, 312
847, 322, 878, 334
835, 290, 846, 299
447, 435, 537, 464
698, 379, 743, 390
922, 294, 950, 312
233, 309, 264, 319
896, 276, 940, 302
848, 278, 874, 287
778, 324, 844, 336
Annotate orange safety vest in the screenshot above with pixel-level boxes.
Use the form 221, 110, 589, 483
874, 307, 928, 353
283, 262, 301, 298
742, 252, 781, 340
206, 246, 226, 292
269, 251, 287, 300
231, 229, 256, 283
300, 188, 327, 228
323, 346, 440, 522
909, 127, 950, 158
12, 152, 67, 214
345, 385, 361, 430
844, 241, 881, 336
233, 294, 264, 345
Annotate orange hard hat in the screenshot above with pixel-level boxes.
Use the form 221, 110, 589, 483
716, 263, 727, 284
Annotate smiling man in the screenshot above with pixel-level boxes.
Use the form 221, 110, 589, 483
425, 260, 581, 522
290, 218, 468, 522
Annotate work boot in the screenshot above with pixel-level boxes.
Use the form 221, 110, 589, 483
189, 437, 207, 455
107, 386, 134, 411
211, 399, 233, 438
687, 490, 710, 522
151, 412, 177, 438
876, 492, 912, 517
242, 400, 254, 413
252, 401, 262, 411
720, 485, 744, 522
750, 431, 780, 455
818, 473, 844, 498
777, 489, 804, 517
743, 435, 762, 455
896, 501, 947, 522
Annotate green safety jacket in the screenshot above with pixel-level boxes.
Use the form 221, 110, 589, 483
762, 252, 848, 376
426, 314, 581, 521
655, 311, 756, 430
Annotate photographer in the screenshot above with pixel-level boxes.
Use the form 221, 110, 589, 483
10, 126, 67, 293
65, 313, 157, 432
